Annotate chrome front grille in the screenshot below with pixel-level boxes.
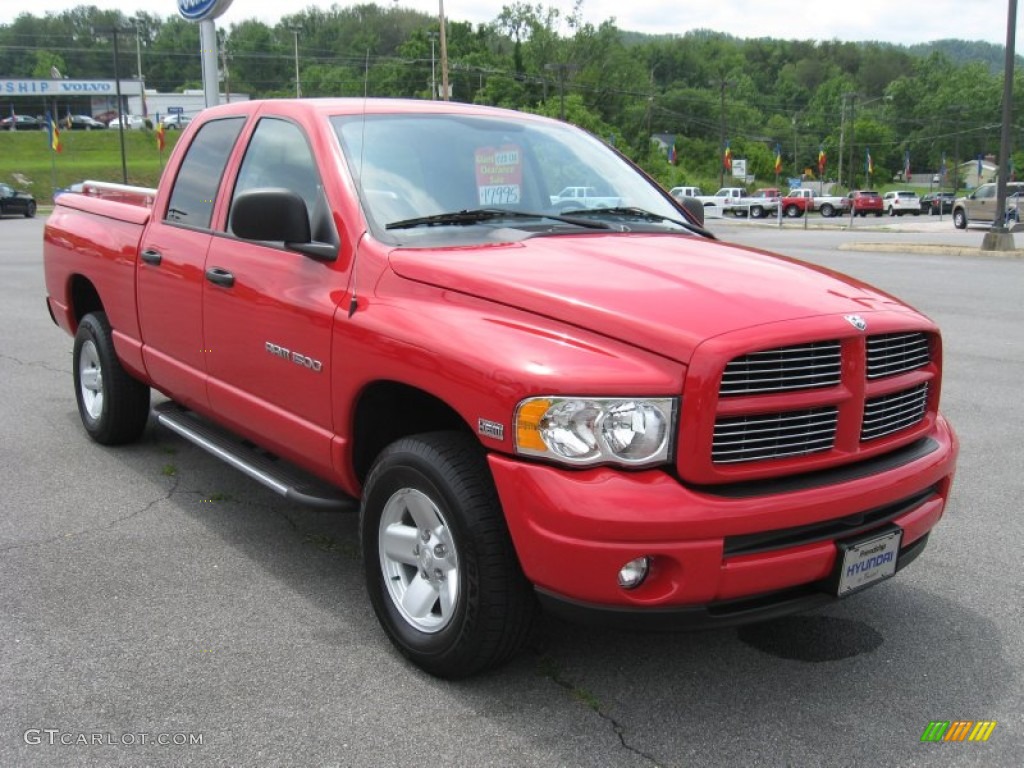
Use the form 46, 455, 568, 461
712, 407, 838, 464
720, 341, 842, 396
861, 383, 929, 441
866, 332, 930, 379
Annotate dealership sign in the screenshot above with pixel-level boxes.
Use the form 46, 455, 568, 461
177, 0, 234, 22
2, 79, 143, 95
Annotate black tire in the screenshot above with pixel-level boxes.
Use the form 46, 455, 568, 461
25, 200, 36, 218
750, 206, 764, 219
820, 203, 834, 217
953, 209, 967, 229
784, 204, 801, 218
889, 207, 896, 217
360, 432, 535, 678
73, 312, 150, 445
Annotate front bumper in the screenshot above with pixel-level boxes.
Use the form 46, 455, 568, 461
489, 414, 957, 623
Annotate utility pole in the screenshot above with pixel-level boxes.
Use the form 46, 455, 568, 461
983, 0, 1017, 251
718, 78, 730, 189
839, 93, 855, 188
135, 28, 147, 118
792, 114, 799, 180
847, 94, 857, 190
110, 27, 128, 184
290, 28, 301, 98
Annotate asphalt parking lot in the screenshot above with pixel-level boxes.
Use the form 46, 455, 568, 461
2, 215, 1021, 767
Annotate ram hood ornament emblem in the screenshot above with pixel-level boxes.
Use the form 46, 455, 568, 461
844, 314, 868, 331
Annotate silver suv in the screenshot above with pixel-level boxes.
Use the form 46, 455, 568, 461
952, 182, 1024, 229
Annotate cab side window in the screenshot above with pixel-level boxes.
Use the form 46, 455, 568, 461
231, 118, 326, 238
164, 117, 245, 229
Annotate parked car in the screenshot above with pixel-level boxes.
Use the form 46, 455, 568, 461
0, 114, 43, 130
67, 115, 108, 131
731, 187, 780, 218
882, 190, 922, 217
161, 113, 192, 130
847, 190, 884, 217
919, 192, 954, 215
952, 181, 1024, 229
0, 183, 37, 218
107, 114, 148, 130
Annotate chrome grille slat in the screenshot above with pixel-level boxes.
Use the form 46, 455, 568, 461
720, 341, 841, 396
712, 407, 838, 463
866, 332, 931, 379
861, 383, 929, 441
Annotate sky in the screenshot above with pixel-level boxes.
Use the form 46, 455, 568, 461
0, 0, 1022, 46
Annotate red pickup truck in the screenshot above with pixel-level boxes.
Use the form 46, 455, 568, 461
44, 99, 958, 678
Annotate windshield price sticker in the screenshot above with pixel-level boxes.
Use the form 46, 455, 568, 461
475, 145, 522, 206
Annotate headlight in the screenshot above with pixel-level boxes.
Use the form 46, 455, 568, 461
514, 396, 677, 468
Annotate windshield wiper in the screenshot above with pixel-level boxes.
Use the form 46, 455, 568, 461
557, 206, 712, 236
386, 208, 611, 230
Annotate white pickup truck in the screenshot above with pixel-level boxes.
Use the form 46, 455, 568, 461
549, 186, 622, 209
696, 187, 747, 217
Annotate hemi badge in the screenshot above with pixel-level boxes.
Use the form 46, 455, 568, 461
844, 314, 868, 331
477, 419, 505, 441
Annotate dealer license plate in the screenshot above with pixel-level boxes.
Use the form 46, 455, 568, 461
835, 527, 903, 597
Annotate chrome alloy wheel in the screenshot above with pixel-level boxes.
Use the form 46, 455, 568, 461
378, 488, 460, 633
78, 339, 105, 421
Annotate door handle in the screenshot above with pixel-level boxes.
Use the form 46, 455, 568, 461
140, 249, 162, 266
205, 267, 235, 288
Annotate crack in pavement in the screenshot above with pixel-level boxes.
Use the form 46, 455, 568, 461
0, 474, 181, 553
0, 351, 70, 376
537, 653, 663, 767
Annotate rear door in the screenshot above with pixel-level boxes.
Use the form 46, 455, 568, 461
137, 117, 246, 410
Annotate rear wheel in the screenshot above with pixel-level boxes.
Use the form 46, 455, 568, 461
360, 432, 535, 678
25, 201, 36, 218
73, 312, 150, 445
820, 203, 835, 217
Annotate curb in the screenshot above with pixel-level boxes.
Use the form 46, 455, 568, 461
837, 242, 1024, 259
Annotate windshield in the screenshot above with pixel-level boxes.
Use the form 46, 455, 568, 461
332, 111, 691, 246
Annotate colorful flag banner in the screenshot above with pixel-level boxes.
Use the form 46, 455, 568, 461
774, 144, 782, 175
904, 150, 911, 181
156, 120, 165, 152
818, 145, 826, 175
723, 141, 732, 172
47, 112, 62, 153
669, 144, 677, 165
866, 147, 873, 175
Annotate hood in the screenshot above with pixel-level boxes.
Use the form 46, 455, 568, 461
388, 233, 912, 363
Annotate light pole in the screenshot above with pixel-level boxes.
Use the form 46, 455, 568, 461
428, 31, 438, 99
438, 1, 449, 101
290, 27, 301, 98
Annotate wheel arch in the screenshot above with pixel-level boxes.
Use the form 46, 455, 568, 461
351, 380, 474, 484
68, 274, 105, 332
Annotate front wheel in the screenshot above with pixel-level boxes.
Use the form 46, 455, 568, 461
750, 205, 764, 219
73, 312, 150, 445
953, 209, 967, 229
360, 432, 535, 678
784, 204, 801, 218
889, 207, 897, 217
25, 201, 37, 218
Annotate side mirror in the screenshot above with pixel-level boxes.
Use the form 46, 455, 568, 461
231, 188, 311, 242
679, 195, 705, 227
230, 188, 337, 261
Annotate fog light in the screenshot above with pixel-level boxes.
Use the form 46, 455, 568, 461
617, 556, 650, 589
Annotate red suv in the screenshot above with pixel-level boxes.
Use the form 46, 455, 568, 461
847, 190, 884, 217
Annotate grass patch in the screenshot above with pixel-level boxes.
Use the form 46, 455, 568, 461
0, 129, 182, 196
161, 464, 178, 477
